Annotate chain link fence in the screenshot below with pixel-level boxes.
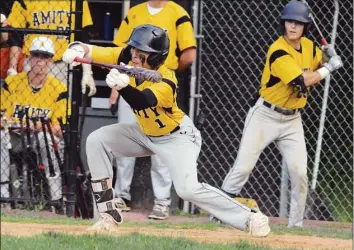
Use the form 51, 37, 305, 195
196, 0, 353, 222
0, 0, 79, 214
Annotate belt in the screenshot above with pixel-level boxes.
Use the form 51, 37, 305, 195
148, 126, 180, 137
262, 101, 298, 116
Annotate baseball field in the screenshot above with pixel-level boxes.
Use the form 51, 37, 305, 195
1, 208, 352, 250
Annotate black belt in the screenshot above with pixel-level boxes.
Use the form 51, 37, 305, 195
148, 126, 180, 137
263, 101, 298, 116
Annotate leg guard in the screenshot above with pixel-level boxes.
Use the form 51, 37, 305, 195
91, 178, 122, 224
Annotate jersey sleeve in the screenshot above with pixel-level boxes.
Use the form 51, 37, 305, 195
7, 1, 27, 28
0, 80, 13, 117
148, 78, 177, 108
270, 51, 303, 84
176, 11, 196, 51
91, 46, 124, 65
82, 1, 93, 28
51, 90, 70, 125
113, 11, 133, 47
313, 46, 323, 70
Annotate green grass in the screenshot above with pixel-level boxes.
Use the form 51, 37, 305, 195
1, 213, 352, 239
0, 232, 295, 250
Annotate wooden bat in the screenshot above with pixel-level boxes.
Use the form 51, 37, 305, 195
18, 110, 31, 200
74, 57, 162, 82
24, 107, 36, 200
46, 118, 64, 172
40, 117, 55, 177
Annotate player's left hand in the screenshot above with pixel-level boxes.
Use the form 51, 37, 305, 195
106, 68, 130, 90
322, 44, 337, 58
82, 64, 96, 96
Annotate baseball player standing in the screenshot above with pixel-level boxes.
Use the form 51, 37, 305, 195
221, 0, 343, 228
62, 24, 270, 236
109, 0, 197, 220
6, 0, 96, 96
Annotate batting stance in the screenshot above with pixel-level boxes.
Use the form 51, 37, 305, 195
1, 37, 68, 205
221, 0, 343, 228
62, 24, 270, 236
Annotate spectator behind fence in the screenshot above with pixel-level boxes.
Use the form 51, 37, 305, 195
6, 0, 96, 96
109, 0, 196, 220
0, 37, 70, 212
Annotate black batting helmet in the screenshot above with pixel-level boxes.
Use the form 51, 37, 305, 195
280, 0, 311, 35
126, 24, 169, 68
281, 0, 311, 23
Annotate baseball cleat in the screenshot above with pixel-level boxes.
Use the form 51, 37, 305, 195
87, 209, 123, 232
114, 197, 131, 212
248, 212, 271, 237
148, 204, 169, 220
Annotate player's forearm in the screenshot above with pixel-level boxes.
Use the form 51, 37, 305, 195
302, 71, 322, 87
51, 124, 62, 137
177, 48, 196, 72
8, 46, 21, 69
119, 85, 157, 110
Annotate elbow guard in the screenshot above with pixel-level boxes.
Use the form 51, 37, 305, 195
290, 75, 308, 97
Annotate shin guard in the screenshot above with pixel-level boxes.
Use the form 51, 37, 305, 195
91, 178, 122, 224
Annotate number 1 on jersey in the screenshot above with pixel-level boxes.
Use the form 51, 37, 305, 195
155, 119, 166, 129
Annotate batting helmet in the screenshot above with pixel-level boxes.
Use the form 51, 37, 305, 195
126, 24, 169, 68
281, 0, 311, 23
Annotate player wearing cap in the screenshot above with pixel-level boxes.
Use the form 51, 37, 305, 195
1, 37, 70, 207
6, 0, 95, 96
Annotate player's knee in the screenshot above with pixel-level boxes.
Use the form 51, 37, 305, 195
86, 128, 104, 147
175, 184, 199, 201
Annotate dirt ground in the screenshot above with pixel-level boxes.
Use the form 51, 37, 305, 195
1, 209, 353, 250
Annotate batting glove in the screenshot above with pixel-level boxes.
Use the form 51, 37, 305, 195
82, 63, 96, 96
323, 55, 343, 73
106, 68, 130, 90
62, 43, 85, 67
321, 44, 338, 58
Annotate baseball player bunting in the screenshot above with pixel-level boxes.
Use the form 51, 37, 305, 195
62, 24, 271, 236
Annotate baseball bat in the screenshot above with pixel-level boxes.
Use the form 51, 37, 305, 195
32, 117, 45, 171
2, 117, 20, 206
40, 117, 55, 177
19, 110, 31, 200
32, 117, 48, 203
46, 118, 64, 172
25, 108, 35, 200
73, 57, 162, 82
300, 0, 328, 45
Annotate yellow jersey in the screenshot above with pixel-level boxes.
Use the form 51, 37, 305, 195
92, 46, 184, 136
259, 36, 322, 109
113, 1, 196, 70
7, 0, 93, 61
1, 72, 70, 125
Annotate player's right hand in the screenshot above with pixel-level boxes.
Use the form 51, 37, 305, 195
62, 45, 85, 66
324, 55, 343, 73
106, 69, 130, 90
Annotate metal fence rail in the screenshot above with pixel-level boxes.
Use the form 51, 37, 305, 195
196, 0, 353, 222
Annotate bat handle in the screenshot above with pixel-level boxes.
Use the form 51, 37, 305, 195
74, 57, 91, 65
321, 38, 328, 46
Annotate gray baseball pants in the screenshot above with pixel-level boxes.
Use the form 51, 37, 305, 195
222, 97, 308, 227
114, 97, 172, 206
86, 115, 252, 230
